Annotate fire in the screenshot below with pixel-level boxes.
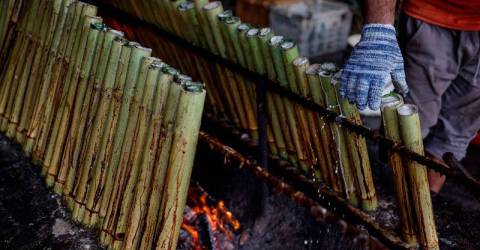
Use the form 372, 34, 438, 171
179, 187, 241, 250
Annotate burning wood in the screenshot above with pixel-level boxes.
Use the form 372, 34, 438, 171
179, 187, 240, 250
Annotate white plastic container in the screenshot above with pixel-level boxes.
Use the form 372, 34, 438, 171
270, 1, 352, 57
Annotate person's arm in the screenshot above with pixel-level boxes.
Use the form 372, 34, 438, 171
364, 0, 396, 24
339, 0, 408, 110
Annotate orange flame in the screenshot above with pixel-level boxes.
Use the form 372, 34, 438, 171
181, 187, 241, 249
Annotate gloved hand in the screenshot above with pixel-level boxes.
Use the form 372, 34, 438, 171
339, 24, 408, 110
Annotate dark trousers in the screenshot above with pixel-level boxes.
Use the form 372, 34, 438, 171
398, 13, 480, 160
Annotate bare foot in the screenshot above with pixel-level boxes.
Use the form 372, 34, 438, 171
428, 169, 446, 194
425, 151, 448, 194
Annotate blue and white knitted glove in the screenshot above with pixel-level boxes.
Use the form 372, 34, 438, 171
339, 24, 408, 110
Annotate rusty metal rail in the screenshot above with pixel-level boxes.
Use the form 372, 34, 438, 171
198, 131, 394, 250
201, 113, 416, 250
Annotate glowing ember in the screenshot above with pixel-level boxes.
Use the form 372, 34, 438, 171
179, 187, 240, 250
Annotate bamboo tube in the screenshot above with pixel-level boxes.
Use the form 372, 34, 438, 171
112, 59, 164, 250
203, 1, 226, 58
245, 27, 278, 154
45, 20, 104, 187
117, 62, 170, 250
16, 0, 63, 144
107, 56, 159, 250
69, 39, 134, 214
78, 32, 126, 225
293, 57, 325, 179
41, 14, 103, 177
0, 0, 33, 125
381, 93, 417, 244
272, 40, 306, 168
165, 0, 186, 38
24, 0, 75, 154
223, 17, 245, 66
100, 43, 152, 246
397, 104, 439, 250
319, 64, 356, 204
238, 24, 255, 72
0, 0, 24, 69
334, 75, 378, 211
5, 0, 49, 139
255, 28, 289, 158
178, 2, 198, 44
268, 36, 296, 163
305, 64, 337, 187
194, 0, 216, 52
73, 36, 128, 225
0, 0, 41, 133
5, 1, 51, 138
155, 83, 206, 250
139, 75, 183, 250
55, 29, 124, 196
209, 12, 252, 134
33, 3, 97, 165
218, 20, 257, 141
290, 57, 316, 173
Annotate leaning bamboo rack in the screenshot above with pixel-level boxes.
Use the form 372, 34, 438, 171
0, 0, 440, 249
0, 1, 206, 250
92, 0, 439, 249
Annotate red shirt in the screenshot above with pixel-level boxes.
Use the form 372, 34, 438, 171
403, 0, 480, 31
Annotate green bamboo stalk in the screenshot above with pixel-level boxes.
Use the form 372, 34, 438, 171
155, 83, 206, 250
381, 93, 417, 244
5, 0, 49, 139
194, 0, 216, 52
246, 27, 281, 155
238, 24, 255, 71
113, 59, 164, 250
268, 35, 297, 165
45, 19, 104, 187
0, 0, 23, 68
397, 104, 439, 250
33, 3, 96, 165
258, 28, 275, 81
203, 1, 226, 57
305, 64, 336, 186
78, 32, 125, 226
16, 0, 63, 144
72, 36, 127, 225
69, 38, 132, 216
108, 56, 159, 250
275, 40, 308, 169
55, 28, 123, 196
223, 17, 244, 66
293, 57, 325, 178
335, 74, 378, 211
178, 2, 198, 44
100, 43, 152, 247
23, 0, 74, 154
165, 0, 187, 38
0, 0, 41, 133
41, 14, 103, 178
139, 73, 183, 250
319, 64, 356, 204
217, 11, 234, 59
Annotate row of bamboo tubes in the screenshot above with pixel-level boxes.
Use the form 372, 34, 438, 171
0, 1, 206, 250
98, 0, 378, 211
381, 94, 438, 249
94, 0, 438, 249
